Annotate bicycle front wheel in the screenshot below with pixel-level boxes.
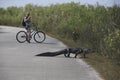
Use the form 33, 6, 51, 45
16, 31, 27, 43
34, 31, 46, 43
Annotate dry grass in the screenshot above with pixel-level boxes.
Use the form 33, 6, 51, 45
48, 34, 120, 80
84, 54, 120, 80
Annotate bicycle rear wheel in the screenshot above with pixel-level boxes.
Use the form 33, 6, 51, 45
34, 31, 46, 43
16, 31, 27, 43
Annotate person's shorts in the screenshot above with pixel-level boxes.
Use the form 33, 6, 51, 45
25, 23, 30, 30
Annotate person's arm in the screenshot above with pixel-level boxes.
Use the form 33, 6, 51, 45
24, 16, 31, 22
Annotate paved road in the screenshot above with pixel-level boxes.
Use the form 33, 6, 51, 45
0, 26, 103, 80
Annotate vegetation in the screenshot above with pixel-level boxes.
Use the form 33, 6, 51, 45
0, 3, 120, 80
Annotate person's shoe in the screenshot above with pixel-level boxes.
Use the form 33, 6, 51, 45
27, 40, 30, 43
27, 39, 30, 43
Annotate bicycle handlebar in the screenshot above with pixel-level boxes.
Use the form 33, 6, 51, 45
31, 23, 38, 31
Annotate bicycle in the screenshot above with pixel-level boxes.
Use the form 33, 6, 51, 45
16, 23, 46, 43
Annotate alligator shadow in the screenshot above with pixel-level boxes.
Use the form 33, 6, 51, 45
29, 42, 57, 45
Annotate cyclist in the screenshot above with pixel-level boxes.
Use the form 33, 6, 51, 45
24, 12, 31, 43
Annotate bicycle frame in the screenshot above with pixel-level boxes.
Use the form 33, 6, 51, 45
29, 23, 39, 37
30, 30, 37, 37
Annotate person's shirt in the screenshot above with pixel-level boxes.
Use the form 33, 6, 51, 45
24, 16, 31, 23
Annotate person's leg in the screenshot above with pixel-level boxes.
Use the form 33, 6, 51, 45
25, 23, 31, 43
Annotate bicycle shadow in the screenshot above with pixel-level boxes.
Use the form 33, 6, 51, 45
0, 28, 9, 34
0, 32, 8, 34
0, 31, 9, 34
